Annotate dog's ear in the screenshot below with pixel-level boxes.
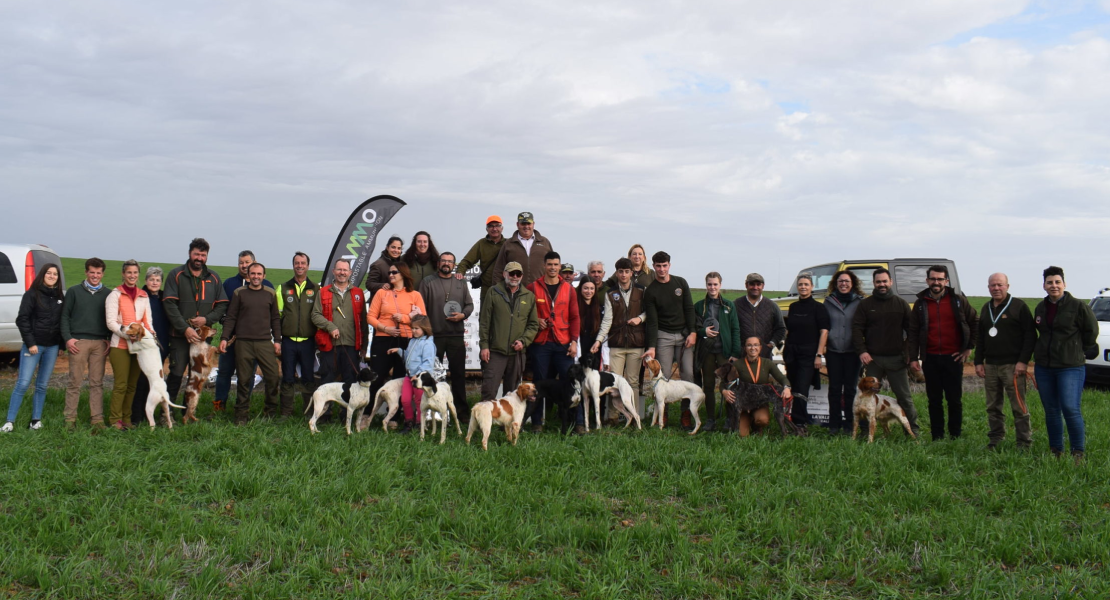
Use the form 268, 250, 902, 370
421, 372, 435, 388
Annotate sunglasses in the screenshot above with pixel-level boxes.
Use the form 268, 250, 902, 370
388, 270, 400, 275
507, 271, 523, 277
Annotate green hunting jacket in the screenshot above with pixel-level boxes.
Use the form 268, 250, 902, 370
479, 282, 539, 356
1033, 292, 1100, 368
456, 235, 505, 292
694, 296, 741, 360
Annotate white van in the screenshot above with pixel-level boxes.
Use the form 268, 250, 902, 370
0, 244, 66, 355
1088, 288, 1110, 387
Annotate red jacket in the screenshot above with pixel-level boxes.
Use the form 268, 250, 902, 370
315, 285, 368, 355
527, 279, 580, 345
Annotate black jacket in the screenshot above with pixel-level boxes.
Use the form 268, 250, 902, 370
16, 285, 65, 348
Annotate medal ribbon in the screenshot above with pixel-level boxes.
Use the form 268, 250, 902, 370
987, 295, 1014, 330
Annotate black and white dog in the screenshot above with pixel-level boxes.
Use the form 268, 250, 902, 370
306, 368, 378, 435
412, 371, 462, 444
577, 355, 641, 431
524, 363, 584, 435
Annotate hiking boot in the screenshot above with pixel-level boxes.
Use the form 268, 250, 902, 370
0, 422, 12, 433
604, 416, 619, 428
574, 424, 587, 435
1051, 448, 1064, 459
65, 421, 77, 432
702, 419, 716, 433
90, 422, 106, 435
212, 400, 225, 412
986, 442, 1000, 452
398, 421, 414, 435
532, 424, 543, 434
1072, 450, 1085, 464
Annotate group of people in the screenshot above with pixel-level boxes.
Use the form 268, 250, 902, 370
2, 213, 1100, 459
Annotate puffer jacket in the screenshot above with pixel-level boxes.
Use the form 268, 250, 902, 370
16, 285, 64, 348
479, 282, 539, 355
1034, 292, 1099, 368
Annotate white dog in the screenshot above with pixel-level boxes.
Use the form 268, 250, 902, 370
124, 322, 186, 429
412, 371, 462, 444
306, 368, 378, 435
577, 356, 641, 431
363, 377, 405, 432
643, 358, 705, 435
466, 383, 536, 451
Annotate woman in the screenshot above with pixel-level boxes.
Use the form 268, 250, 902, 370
130, 266, 170, 422
364, 235, 404, 291
366, 262, 427, 424
783, 273, 829, 433
823, 270, 864, 435
2, 264, 64, 432
402, 231, 440, 284
578, 280, 607, 368
105, 260, 154, 430
1033, 266, 1099, 461
605, 244, 655, 291
721, 336, 792, 437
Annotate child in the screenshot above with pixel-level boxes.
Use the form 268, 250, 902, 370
388, 314, 437, 434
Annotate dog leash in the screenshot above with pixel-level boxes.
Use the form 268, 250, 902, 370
1013, 373, 1029, 416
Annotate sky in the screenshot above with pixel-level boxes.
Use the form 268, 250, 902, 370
3, 0, 1109, 298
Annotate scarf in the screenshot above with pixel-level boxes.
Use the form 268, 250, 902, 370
121, 284, 138, 302
83, 280, 103, 293
834, 291, 854, 304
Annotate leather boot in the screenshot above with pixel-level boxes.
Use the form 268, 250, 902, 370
680, 409, 693, 430
279, 392, 294, 418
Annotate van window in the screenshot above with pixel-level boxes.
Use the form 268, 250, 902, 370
849, 268, 877, 295
0, 252, 16, 284
1091, 298, 1110, 321
789, 264, 839, 295
894, 265, 929, 296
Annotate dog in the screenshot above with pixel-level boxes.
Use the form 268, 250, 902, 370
527, 371, 584, 436
466, 383, 536, 451
306, 368, 378, 435
577, 356, 641, 431
715, 363, 803, 437
643, 358, 705, 434
853, 376, 916, 443
124, 322, 187, 429
182, 325, 217, 423
412, 371, 462, 444
363, 377, 405, 432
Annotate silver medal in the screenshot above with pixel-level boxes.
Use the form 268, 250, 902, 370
989, 327, 998, 337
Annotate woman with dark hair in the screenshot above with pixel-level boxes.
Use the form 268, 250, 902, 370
823, 270, 864, 435
3, 264, 64, 432
366, 262, 427, 428
363, 235, 404, 291
402, 231, 440, 284
577, 280, 606, 368
1033, 266, 1099, 461
130, 266, 170, 423
720, 336, 792, 437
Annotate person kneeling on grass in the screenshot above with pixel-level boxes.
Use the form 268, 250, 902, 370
720, 336, 792, 437
388, 315, 437, 435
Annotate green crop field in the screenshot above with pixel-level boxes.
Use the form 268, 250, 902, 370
0, 383, 1107, 598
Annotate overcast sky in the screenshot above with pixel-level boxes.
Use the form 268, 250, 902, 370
3, 1, 1108, 297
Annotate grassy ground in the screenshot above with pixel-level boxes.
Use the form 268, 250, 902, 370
0, 383, 1107, 598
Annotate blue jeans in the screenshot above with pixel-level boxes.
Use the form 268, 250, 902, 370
528, 341, 577, 425
6, 344, 60, 423
1035, 366, 1086, 453
215, 345, 256, 403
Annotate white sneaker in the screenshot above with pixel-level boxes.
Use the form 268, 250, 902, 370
28, 420, 42, 430
0, 422, 13, 433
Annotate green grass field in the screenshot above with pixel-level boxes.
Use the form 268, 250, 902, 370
0, 383, 1107, 598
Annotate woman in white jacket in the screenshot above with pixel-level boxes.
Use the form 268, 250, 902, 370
105, 260, 155, 430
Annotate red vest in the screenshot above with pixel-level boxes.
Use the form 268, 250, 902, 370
527, 279, 579, 345
315, 285, 366, 352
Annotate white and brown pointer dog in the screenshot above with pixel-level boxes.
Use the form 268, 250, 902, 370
853, 376, 916, 443
466, 383, 537, 451
182, 325, 217, 424
643, 357, 705, 434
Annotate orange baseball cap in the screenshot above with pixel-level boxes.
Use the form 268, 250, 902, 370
486, 215, 502, 225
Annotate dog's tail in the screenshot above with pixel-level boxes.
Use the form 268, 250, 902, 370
165, 399, 186, 410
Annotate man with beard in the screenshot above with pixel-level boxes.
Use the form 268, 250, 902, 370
908, 265, 978, 440
219, 262, 282, 424
163, 238, 229, 407
852, 268, 919, 436
213, 250, 273, 413
735, 273, 786, 359
418, 251, 475, 423
456, 215, 506, 300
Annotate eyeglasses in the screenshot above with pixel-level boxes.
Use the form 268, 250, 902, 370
440, 259, 455, 264
927, 277, 947, 283
487, 223, 502, 228
388, 270, 400, 275
507, 271, 523, 277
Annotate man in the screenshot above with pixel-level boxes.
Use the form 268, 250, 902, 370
164, 238, 228, 408
642, 251, 697, 428
852, 268, 919, 436
214, 250, 274, 413
908, 265, 979, 440
60, 257, 112, 430
491, 212, 554, 287
974, 273, 1035, 450
479, 261, 539, 405
455, 215, 506, 299
735, 273, 786, 358
219, 263, 282, 424
560, 263, 577, 286
694, 272, 740, 432
527, 252, 581, 432
418, 251, 474, 423
578, 261, 608, 295
594, 257, 648, 425
783, 273, 830, 433
277, 252, 318, 417
311, 259, 370, 411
